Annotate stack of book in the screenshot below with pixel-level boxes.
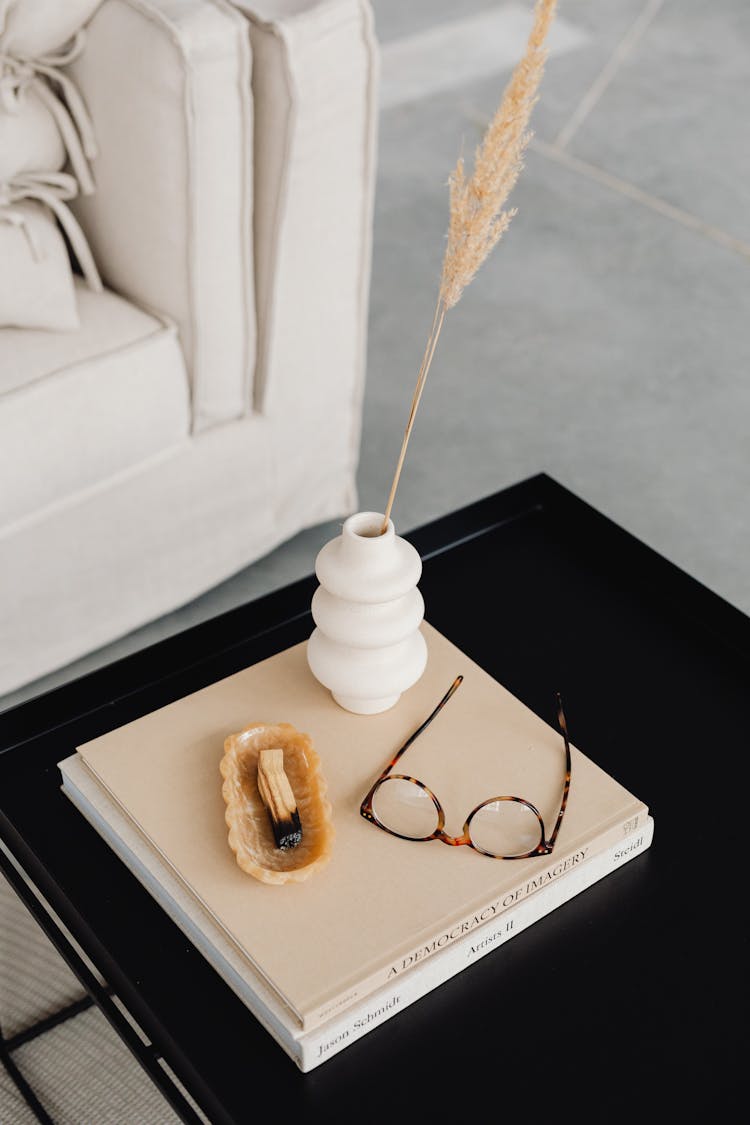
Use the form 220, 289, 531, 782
58, 623, 653, 1072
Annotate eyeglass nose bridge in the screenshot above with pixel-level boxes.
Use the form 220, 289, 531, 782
433, 826, 471, 847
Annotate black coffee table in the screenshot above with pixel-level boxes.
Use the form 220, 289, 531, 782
1, 474, 746, 1122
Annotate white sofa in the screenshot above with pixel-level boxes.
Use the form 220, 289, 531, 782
0, 0, 379, 697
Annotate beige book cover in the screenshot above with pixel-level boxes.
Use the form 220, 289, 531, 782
71, 622, 648, 1030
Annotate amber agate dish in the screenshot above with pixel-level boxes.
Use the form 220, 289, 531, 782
220, 721, 334, 885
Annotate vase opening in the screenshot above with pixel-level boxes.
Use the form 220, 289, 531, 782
344, 512, 394, 540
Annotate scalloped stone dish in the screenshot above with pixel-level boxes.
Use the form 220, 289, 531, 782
220, 721, 334, 885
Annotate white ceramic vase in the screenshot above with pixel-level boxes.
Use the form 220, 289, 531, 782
306, 511, 428, 714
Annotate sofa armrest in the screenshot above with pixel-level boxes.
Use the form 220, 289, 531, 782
67, 0, 255, 432
233, 0, 378, 436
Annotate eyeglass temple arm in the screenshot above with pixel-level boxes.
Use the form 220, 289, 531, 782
373, 675, 464, 784
547, 692, 573, 849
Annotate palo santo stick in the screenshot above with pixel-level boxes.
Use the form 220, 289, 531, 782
257, 748, 303, 850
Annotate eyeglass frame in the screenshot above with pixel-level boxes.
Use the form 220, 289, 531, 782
359, 675, 572, 859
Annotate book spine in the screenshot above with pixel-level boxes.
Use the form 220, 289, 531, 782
58, 764, 653, 1075
295, 817, 654, 1071
304, 803, 649, 1030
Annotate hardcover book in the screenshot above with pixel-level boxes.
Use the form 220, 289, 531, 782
58, 750, 654, 1071
61, 622, 651, 1037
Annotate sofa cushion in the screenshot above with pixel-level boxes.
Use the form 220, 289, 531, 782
0, 1, 103, 195
0, 198, 79, 329
0, 279, 190, 527
0, 0, 103, 56
0, 74, 81, 334
1, 7, 105, 329
0, 85, 65, 179
67, 0, 255, 432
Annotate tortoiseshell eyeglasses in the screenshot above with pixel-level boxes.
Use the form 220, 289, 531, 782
359, 675, 572, 859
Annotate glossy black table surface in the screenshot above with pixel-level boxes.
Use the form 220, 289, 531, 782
1, 474, 746, 1122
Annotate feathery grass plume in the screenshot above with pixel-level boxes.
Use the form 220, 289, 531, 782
380, 0, 557, 534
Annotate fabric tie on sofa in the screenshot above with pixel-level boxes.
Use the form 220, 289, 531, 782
0, 170, 102, 290
1, 7, 105, 331
0, 30, 98, 194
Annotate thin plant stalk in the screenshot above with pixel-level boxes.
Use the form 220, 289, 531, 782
379, 0, 557, 535
381, 297, 445, 534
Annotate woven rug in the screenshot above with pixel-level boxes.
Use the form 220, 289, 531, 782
7, 1006, 183, 1124
1, 875, 88, 1040
1, 873, 207, 1123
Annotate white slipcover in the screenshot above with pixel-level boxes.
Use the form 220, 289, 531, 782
238, 0, 378, 431
68, 0, 255, 432
0, 0, 377, 701
0, 279, 190, 526
0, 85, 64, 178
0, 0, 103, 56
0, 198, 79, 329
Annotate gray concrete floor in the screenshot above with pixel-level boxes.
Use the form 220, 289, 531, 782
3, 0, 749, 720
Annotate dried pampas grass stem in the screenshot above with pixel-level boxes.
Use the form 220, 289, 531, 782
380, 0, 557, 535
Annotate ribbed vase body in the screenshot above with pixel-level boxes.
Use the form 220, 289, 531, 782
306, 512, 427, 714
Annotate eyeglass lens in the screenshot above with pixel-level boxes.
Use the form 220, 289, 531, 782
372, 776, 543, 856
372, 778, 438, 840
